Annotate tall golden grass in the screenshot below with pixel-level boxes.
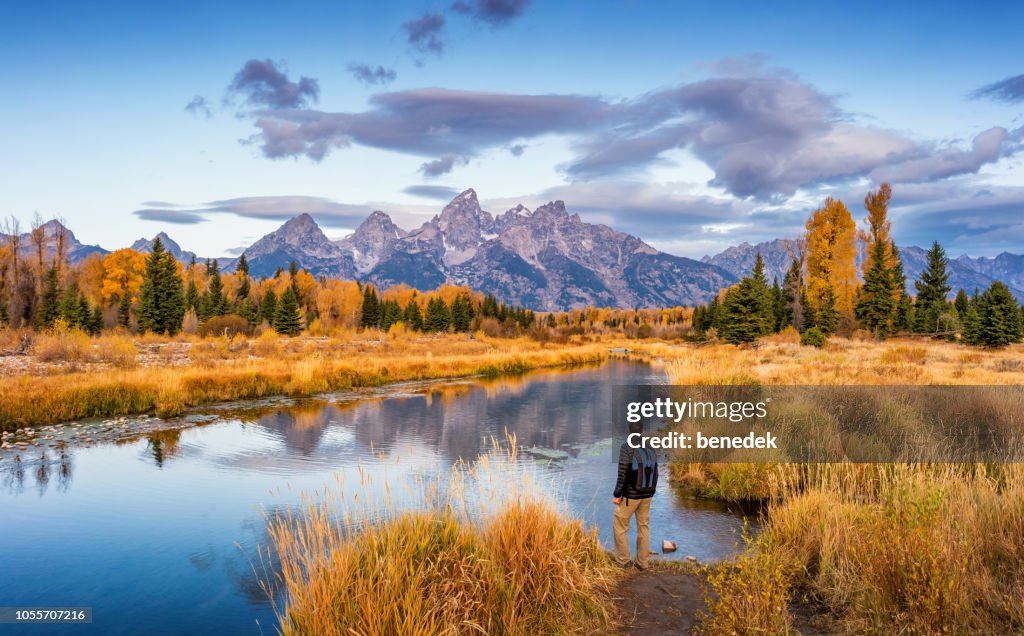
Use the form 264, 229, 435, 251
261, 444, 616, 635
655, 341, 1024, 633
700, 464, 1024, 634
0, 337, 609, 430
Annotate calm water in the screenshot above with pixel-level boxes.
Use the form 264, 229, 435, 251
0, 361, 754, 635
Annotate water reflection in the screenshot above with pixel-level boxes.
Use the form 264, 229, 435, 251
1, 448, 73, 496
0, 361, 752, 635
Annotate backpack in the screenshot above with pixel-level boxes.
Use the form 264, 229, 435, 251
631, 448, 658, 495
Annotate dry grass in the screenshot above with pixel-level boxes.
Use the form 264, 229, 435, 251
700, 464, 1024, 635
644, 338, 1024, 385
0, 334, 611, 430
262, 446, 616, 635
649, 340, 1024, 634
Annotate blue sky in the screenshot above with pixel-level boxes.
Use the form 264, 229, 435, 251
1, 0, 1022, 258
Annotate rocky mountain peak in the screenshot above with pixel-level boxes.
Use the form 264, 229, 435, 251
432, 189, 495, 266
337, 210, 406, 273
132, 232, 185, 258
532, 200, 569, 218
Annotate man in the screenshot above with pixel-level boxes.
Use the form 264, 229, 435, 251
613, 419, 658, 569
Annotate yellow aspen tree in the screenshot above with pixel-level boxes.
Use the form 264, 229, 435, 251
805, 196, 858, 316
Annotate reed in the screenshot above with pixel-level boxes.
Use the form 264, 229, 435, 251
261, 444, 616, 635
700, 464, 1024, 634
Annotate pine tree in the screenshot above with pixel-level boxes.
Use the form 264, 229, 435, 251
273, 286, 303, 336
138, 237, 185, 335
781, 257, 804, 331
451, 293, 474, 332
894, 292, 913, 333
236, 253, 251, 301
914, 241, 952, 334
185, 279, 199, 312
976, 281, 1023, 347
771, 277, 786, 332
404, 298, 424, 331
36, 265, 61, 329
816, 287, 839, 335
952, 289, 968, 317
90, 305, 104, 334
424, 296, 451, 332
260, 289, 278, 325
962, 291, 982, 345
719, 254, 774, 344
380, 299, 403, 331
855, 236, 897, 337
203, 259, 227, 319
118, 289, 132, 328
77, 294, 91, 331
481, 293, 499, 318
58, 282, 83, 328
359, 286, 381, 329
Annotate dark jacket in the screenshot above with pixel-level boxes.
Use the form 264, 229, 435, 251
613, 443, 658, 500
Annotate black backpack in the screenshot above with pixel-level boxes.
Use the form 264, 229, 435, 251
631, 448, 658, 495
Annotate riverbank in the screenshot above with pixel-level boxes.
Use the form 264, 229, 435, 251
0, 333, 616, 431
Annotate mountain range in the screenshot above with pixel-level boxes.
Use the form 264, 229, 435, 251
4, 189, 1023, 308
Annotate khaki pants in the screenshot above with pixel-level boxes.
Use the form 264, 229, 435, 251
613, 497, 651, 567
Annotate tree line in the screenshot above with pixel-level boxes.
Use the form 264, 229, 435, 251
692, 183, 1024, 348
0, 230, 540, 338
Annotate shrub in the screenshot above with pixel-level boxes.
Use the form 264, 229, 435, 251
800, 326, 827, 348
252, 329, 280, 357
198, 314, 250, 338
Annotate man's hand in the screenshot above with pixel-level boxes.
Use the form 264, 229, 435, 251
612, 497, 621, 505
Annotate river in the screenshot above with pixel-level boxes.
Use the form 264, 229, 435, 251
0, 360, 755, 635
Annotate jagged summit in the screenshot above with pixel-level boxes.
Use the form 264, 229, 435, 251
336, 210, 406, 273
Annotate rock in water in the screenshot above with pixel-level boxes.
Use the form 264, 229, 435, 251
662, 540, 677, 553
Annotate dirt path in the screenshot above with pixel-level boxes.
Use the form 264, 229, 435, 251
611, 565, 707, 635
611, 563, 833, 635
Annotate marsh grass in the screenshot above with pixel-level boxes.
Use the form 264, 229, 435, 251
700, 464, 1024, 635
260, 443, 616, 635
0, 338, 609, 430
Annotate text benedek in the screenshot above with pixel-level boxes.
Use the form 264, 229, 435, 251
625, 398, 776, 450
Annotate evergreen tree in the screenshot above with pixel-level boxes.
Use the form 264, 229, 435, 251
976, 281, 1023, 347
0, 297, 8, 327
260, 289, 278, 324
203, 259, 227, 319
185, 279, 199, 312
118, 289, 132, 328
855, 236, 897, 337
719, 254, 774, 344
359, 286, 381, 328
138, 236, 185, 335
815, 287, 839, 335
913, 241, 952, 333
380, 299, 403, 331
58, 282, 84, 327
954, 288, 970, 317
481, 294, 499, 318
894, 292, 913, 333
90, 305, 104, 335
781, 257, 804, 331
424, 296, 451, 332
36, 265, 61, 329
273, 286, 303, 336
236, 253, 250, 301
77, 294, 91, 330
451, 293, 474, 332
288, 261, 300, 298
404, 298, 424, 331
771, 277, 786, 332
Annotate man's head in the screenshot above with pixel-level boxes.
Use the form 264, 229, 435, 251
628, 420, 643, 435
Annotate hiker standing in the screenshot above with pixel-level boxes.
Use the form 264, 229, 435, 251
612, 420, 658, 569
